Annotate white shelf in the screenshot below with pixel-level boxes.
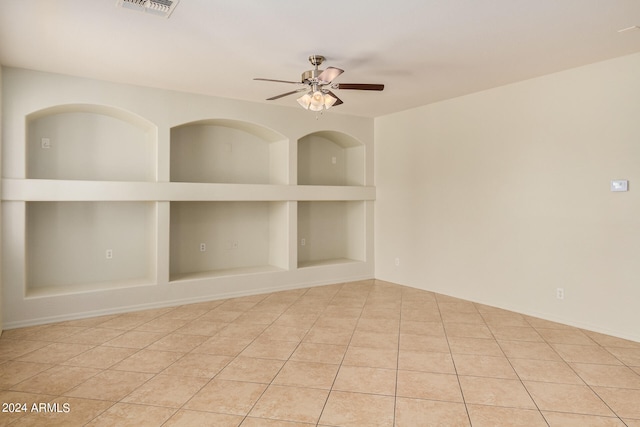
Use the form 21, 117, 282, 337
1, 179, 375, 202
26, 278, 155, 298
170, 265, 285, 282
298, 130, 365, 186
26, 104, 156, 182
298, 258, 363, 269
171, 119, 288, 185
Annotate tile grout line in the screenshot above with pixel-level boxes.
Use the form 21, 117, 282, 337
535, 328, 633, 424
90, 302, 242, 425
78, 296, 258, 425
392, 287, 404, 427
207, 288, 313, 425
22, 306, 189, 425
477, 305, 551, 427
438, 295, 473, 427
314, 282, 371, 427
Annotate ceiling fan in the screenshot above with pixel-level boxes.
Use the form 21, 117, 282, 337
254, 55, 384, 111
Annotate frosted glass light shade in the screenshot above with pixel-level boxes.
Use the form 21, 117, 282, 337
309, 91, 325, 111
324, 93, 337, 108
297, 93, 312, 109
298, 90, 337, 111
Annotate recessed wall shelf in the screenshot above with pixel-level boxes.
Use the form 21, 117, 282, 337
297, 201, 366, 268
298, 130, 365, 186
26, 201, 156, 296
171, 119, 288, 185
27, 104, 157, 182
169, 201, 289, 281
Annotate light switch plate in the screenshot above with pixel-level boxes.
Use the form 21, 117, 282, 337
611, 180, 628, 192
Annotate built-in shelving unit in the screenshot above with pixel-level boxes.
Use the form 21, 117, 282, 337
1, 68, 375, 327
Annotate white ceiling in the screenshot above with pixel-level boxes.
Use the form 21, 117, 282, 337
1, 0, 639, 117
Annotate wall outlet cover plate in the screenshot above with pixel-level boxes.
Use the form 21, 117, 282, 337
611, 180, 628, 192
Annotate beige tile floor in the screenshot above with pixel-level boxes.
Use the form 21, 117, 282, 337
1, 279, 640, 426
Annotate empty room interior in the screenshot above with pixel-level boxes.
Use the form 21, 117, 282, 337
1, 1, 640, 426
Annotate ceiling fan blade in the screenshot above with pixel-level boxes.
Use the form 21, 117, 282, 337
254, 78, 301, 84
317, 67, 344, 84
326, 90, 343, 106
266, 88, 308, 100
333, 83, 384, 91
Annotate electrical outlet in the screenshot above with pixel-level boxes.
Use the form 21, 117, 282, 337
300, 238, 306, 246
331, 156, 337, 165
199, 243, 206, 252
556, 287, 564, 300
41, 138, 51, 149
105, 249, 113, 259
394, 257, 400, 266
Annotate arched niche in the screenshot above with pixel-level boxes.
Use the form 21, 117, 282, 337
297, 130, 365, 186
170, 119, 288, 185
26, 104, 157, 181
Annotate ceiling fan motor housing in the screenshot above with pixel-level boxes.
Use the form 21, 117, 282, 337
302, 55, 325, 83
301, 69, 321, 83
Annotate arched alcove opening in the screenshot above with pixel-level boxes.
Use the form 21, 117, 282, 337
170, 119, 288, 185
27, 104, 156, 181
297, 130, 364, 186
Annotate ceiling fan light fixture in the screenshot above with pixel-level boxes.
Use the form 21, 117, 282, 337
257, 54, 384, 113
298, 90, 336, 111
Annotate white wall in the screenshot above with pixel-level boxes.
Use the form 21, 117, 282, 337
375, 53, 640, 342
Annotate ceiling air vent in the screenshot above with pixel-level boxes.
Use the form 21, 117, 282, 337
116, 0, 179, 18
